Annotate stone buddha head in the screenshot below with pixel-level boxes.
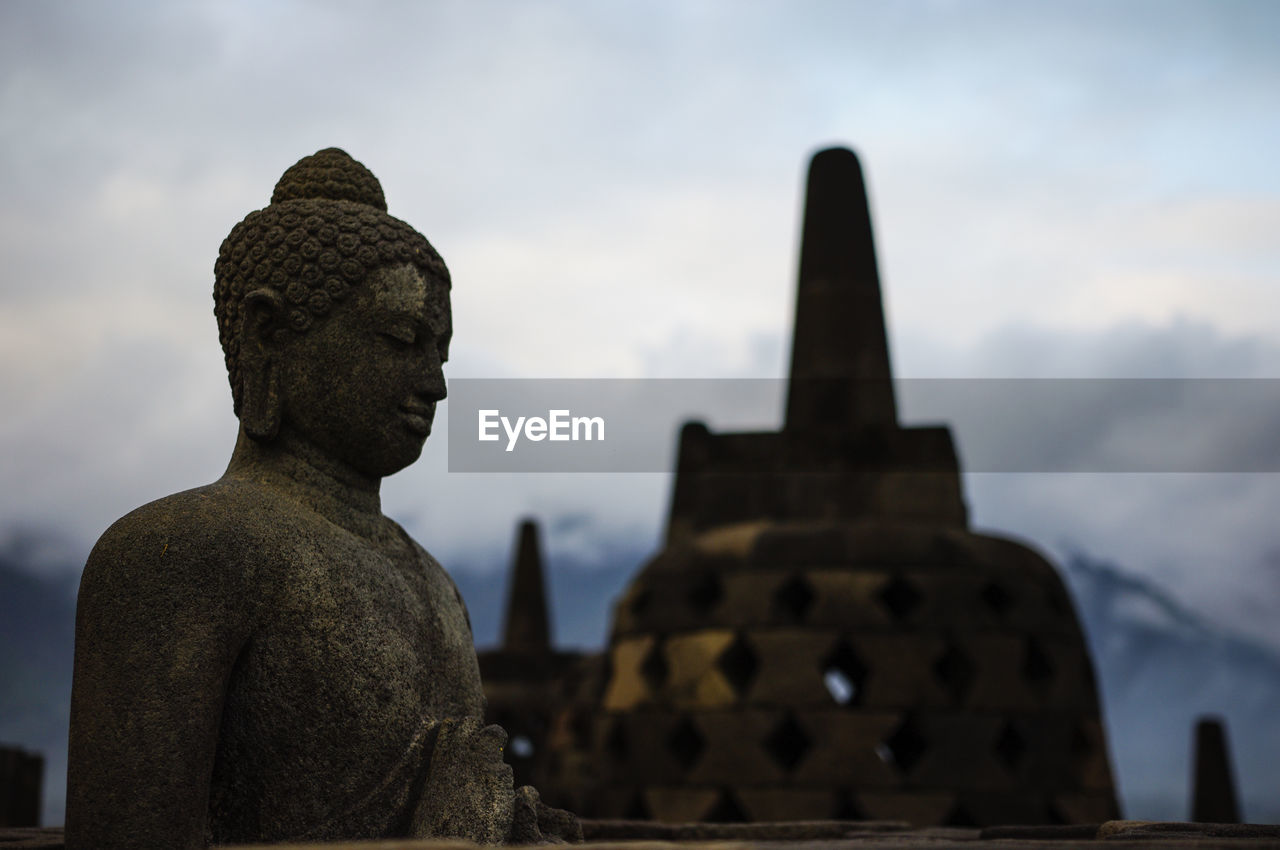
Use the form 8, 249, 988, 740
213, 147, 452, 479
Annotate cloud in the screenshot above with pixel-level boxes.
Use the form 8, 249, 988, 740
890, 319, 1280, 652
2, 0, 1279, 690
0, 328, 235, 552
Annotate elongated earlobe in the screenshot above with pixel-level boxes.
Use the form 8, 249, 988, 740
239, 289, 285, 442
242, 356, 281, 441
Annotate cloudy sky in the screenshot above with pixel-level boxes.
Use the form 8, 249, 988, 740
3, 0, 1280, 660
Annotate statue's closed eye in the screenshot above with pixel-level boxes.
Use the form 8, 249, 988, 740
380, 324, 417, 346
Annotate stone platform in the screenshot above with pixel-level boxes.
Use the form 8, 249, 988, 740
4, 820, 1280, 849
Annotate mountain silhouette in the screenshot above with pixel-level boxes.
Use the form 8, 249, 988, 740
1062, 553, 1280, 822
0, 533, 77, 827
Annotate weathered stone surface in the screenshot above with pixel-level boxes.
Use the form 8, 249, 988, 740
1096, 819, 1280, 840
980, 823, 1102, 840
581, 819, 909, 840
0, 826, 64, 848
7, 821, 1280, 848
64, 149, 576, 848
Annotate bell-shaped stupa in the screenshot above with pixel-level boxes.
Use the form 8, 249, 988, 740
587, 148, 1119, 827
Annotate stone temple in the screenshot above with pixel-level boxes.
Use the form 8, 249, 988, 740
482, 147, 1120, 827
477, 520, 596, 806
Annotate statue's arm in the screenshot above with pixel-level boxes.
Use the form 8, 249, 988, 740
447, 572, 475, 638
65, 507, 253, 850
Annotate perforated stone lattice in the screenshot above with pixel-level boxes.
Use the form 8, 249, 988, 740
878, 574, 923, 622
993, 721, 1027, 772
689, 573, 725, 615
716, 634, 760, 697
705, 789, 749, 823
640, 641, 670, 693
763, 712, 813, 773
592, 538, 1118, 825
932, 643, 975, 705
772, 574, 816, 621
883, 713, 928, 775
821, 641, 867, 706
667, 717, 706, 772
605, 718, 629, 760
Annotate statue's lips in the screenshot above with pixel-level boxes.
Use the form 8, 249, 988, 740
398, 404, 435, 437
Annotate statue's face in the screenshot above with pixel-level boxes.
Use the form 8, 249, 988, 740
279, 263, 451, 479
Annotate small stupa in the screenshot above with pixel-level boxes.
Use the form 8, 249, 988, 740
477, 520, 598, 812
585, 148, 1120, 826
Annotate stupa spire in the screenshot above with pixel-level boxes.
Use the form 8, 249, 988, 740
784, 147, 897, 430
501, 519, 551, 653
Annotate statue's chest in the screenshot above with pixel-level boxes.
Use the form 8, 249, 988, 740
228, 527, 484, 751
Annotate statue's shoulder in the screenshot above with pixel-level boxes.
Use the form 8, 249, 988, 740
84, 478, 283, 590
92, 479, 268, 551
77, 479, 277, 643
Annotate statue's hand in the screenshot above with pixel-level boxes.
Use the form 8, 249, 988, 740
410, 718, 514, 843
510, 785, 584, 845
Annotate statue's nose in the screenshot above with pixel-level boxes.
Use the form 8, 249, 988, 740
420, 351, 447, 403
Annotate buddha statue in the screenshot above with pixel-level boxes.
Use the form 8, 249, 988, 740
65, 149, 579, 848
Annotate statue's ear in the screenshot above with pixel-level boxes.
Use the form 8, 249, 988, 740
239, 288, 286, 442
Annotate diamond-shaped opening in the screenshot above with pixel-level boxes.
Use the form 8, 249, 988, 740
878, 575, 923, 622
772, 573, 816, 621
932, 642, 975, 704
763, 711, 812, 773
716, 633, 760, 697
834, 789, 865, 820
980, 581, 1013, 617
569, 708, 592, 749
824, 669, 856, 706
629, 588, 652, 616
605, 719, 629, 760
993, 721, 1026, 770
687, 572, 724, 615
666, 716, 706, 772
882, 714, 928, 775
822, 640, 868, 707
944, 803, 979, 827
704, 788, 748, 823
640, 640, 669, 693
508, 734, 535, 759
1022, 637, 1055, 695
624, 791, 652, 819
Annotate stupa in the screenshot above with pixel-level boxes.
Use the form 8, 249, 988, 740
584, 148, 1120, 826
478, 521, 598, 814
